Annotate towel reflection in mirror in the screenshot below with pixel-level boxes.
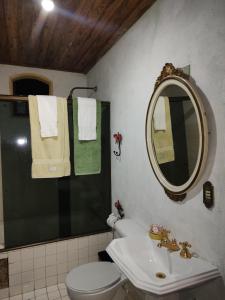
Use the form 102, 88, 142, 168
152, 96, 175, 164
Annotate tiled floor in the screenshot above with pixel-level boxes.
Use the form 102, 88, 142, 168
2, 284, 69, 300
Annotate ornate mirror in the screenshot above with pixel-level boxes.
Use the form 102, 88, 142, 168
146, 63, 208, 201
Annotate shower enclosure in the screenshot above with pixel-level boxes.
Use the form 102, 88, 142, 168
0, 97, 111, 249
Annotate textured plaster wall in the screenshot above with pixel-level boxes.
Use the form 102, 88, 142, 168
88, 0, 225, 278
0, 64, 87, 97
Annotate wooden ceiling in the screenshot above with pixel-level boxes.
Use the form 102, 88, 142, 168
0, 0, 155, 74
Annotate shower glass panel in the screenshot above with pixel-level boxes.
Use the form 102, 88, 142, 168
0, 100, 111, 249
69, 104, 111, 237
0, 132, 4, 249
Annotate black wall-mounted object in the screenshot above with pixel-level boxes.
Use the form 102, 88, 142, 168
203, 181, 214, 208
98, 250, 113, 262
113, 132, 122, 157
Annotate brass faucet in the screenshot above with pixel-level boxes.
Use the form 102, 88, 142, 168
179, 241, 192, 259
157, 229, 180, 252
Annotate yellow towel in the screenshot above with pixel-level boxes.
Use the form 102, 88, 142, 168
152, 97, 175, 164
28, 96, 70, 178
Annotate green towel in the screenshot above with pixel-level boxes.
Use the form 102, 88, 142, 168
73, 98, 101, 175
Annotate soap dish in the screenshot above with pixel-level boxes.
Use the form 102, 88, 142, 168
149, 224, 163, 240
149, 231, 162, 240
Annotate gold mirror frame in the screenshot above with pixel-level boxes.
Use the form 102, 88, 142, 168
145, 63, 208, 201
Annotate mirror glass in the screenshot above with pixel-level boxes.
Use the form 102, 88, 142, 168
152, 85, 199, 186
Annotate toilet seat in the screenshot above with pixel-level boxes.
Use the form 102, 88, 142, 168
66, 262, 121, 294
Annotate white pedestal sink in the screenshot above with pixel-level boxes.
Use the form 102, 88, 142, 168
106, 235, 221, 295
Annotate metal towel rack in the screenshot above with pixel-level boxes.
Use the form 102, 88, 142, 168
67, 86, 97, 102
0, 86, 98, 102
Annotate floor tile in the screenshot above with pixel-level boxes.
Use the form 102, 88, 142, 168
35, 295, 48, 300
4, 283, 70, 300
34, 280, 46, 290
9, 285, 22, 297
22, 291, 34, 300
0, 288, 9, 300
57, 284, 65, 290
58, 289, 67, 298
46, 285, 58, 293
47, 291, 60, 300
34, 289, 47, 297
10, 295, 22, 300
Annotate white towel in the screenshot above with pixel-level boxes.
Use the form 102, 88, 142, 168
106, 213, 120, 229
78, 97, 96, 140
154, 96, 167, 130
36, 95, 58, 138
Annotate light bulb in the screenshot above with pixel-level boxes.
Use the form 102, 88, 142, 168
16, 138, 27, 146
41, 0, 55, 12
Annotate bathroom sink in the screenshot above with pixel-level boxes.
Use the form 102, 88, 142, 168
106, 236, 220, 295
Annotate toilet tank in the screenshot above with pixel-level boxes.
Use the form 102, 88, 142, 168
114, 219, 145, 238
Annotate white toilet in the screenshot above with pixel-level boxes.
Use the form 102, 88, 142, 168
65, 219, 145, 300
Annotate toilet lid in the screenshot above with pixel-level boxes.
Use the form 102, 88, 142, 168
66, 262, 121, 293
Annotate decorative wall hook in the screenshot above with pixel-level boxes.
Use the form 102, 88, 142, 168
113, 132, 122, 156
114, 200, 124, 218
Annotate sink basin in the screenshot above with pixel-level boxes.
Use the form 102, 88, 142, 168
106, 235, 220, 295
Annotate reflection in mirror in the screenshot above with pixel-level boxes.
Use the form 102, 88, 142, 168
152, 85, 199, 186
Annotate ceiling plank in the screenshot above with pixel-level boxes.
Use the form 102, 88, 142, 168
61, 0, 126, 72
54, 0, 111, 69
0, 0, 155, 73
3, 0, 19, 64
81, 0, 156, 73
0, 1, 9, 62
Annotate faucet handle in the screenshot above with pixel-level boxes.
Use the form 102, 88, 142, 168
161, 228, 170, 238
179, 241, 191, 248
157, 228, 169, 248
169, 238, 180, 252
179, 241, 192, 259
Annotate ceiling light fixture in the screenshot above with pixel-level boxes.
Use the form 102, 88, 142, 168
41, 0, 55, 12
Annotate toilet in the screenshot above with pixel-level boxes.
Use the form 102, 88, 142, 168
65, 219, 145, 300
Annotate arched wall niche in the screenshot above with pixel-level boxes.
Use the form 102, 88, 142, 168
9, 73, 53, 96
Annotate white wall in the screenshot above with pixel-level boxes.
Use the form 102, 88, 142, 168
88, 0, 225, 278
0, 64, 87, 97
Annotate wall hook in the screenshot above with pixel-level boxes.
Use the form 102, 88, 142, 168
113, 132, 122, 156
